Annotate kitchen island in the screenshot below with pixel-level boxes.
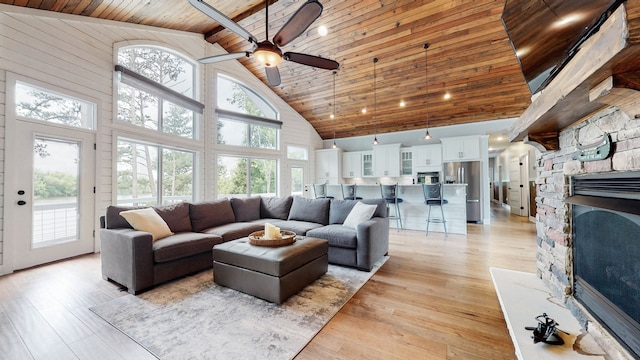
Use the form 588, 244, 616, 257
312, 184, 468, 235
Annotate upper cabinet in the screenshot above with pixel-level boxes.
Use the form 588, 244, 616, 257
412, 144, 442, 171
362, 152, 374, 177
373, 143, 401, 177
342, 151, 362, 178
441, 136, 481, 161
315, 148, 342, 183
401, 149, 412, 176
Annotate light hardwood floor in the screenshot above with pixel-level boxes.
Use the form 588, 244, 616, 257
0, 204, 536, 360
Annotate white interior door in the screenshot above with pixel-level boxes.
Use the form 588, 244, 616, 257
508, 157, 526, 216
5, 121, 95, 270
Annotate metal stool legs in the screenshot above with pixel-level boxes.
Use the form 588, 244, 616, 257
426, 203, 447, 237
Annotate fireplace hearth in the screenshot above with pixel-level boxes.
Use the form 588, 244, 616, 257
568, 172, 640, 359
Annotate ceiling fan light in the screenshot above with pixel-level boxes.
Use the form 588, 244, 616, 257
254, 42, 282, 67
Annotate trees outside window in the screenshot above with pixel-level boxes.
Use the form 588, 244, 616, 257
217, 155, 276, 198
117, 46, 197, 139
117, 139, 194, 206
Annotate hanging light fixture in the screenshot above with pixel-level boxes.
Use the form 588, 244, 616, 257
331, 70, 338, 149
372, 57, 379, 145
423, 43, 432, 140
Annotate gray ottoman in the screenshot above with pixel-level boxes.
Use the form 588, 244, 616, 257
212, 236, 329, 304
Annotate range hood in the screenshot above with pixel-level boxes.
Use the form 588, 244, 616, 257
509, 0, 640, 151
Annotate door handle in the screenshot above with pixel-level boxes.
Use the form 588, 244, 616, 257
17, 200, 27, 206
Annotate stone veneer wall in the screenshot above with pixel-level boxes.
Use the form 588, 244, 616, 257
535, 106, 640, 358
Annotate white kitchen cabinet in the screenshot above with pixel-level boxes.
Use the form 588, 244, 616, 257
362, 152, 374, 177
441, 136, 481, 161
412, 144, 442, 171
373, 143, 401, 177
315, 148, 342, 183
342, 151, 362, 178
401, 150, 412, 176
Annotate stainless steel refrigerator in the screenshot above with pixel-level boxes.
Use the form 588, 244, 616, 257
443, 161, 482, 223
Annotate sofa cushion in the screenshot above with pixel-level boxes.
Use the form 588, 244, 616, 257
154, 202, 192, 233
343, 202, 377, 229
274, 220, 324, 236
153, 232, 223, 263
190, 199, 236, 232
361, 198, 388, 218
260, 196, 293, 220
307, 225, 357, 249
119, 207, 174, 241
230, 197, 261, 222
288, 197, 330, 225
105, 205, 137, 229
329, 199, 357, 224
203, 222, 264, 242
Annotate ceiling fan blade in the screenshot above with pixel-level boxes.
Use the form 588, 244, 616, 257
265, 66, 281, 86
188, 0, 258, 44
283, 52, 339, 70
273, 0, 323, 47
198, 52, 251, 64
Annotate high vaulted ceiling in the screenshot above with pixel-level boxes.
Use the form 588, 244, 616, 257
1, 0, 534, 140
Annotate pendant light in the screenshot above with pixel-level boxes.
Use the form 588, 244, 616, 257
423, 43, 432, 140
331, 70, 338, 149
372, 57, 379, 145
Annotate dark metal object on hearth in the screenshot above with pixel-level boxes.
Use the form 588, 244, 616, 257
525, 313, 568, 345
573, 133, 612, 162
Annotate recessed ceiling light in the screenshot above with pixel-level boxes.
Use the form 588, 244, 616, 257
330, 114, 335, 119
443, 92, 451, 100
318, 25, 328, 37
399, 100, 406, 107
497, 136, 504, 141
361, 107, 367, 114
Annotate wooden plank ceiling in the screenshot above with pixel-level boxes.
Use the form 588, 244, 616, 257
1, 0, 532, 140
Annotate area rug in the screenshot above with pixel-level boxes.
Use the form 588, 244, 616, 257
90, 257, 387, 360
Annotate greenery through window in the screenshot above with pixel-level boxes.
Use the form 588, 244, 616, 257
287, 145, 309, 160
117, 46, 197, 139
216, 75, 279, 149
15, 81, 96, 130
217, 155, 277, 198
117, 138, 195, 206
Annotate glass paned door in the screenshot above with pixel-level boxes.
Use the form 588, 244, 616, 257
5, 121, 95, 270
32, 137, 80, 248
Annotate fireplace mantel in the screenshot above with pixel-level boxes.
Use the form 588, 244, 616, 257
509, 0, 640, 151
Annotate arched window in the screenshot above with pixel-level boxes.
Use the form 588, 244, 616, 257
216, 74, 280, 150
116, 46, 202, 139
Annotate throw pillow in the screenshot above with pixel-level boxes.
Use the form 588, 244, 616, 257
105, 205, 137, 229
260, 196, 293, 220
329, 199, 357, 224
343, 201, 377, 229
154, 202, 192, 233
230, 197, 261, 222
288, 196, 330, 225
189, 199, 236, 232
119, 207, 174, 241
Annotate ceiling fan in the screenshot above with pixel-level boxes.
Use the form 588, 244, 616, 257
188, 0, 340, 86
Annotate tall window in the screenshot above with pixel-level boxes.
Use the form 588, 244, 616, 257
217, 155, 277, 198
117, 138, 195, 206
216, 75, 280, 149
116, 46, 202, 139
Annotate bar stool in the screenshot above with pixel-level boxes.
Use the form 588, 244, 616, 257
380, 183, 403, 230
341, 184, 363, 200
423, 183, 448, 237
313, 183, 334, 199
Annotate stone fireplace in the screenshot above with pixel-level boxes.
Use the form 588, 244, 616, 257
536, 107, 640, 359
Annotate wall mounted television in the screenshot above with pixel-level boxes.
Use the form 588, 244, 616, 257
501, 0, 625, 95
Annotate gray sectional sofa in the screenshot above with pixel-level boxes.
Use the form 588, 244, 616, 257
100, 196, 389, 294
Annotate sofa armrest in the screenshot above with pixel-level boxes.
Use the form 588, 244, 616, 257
100, 228, 154, 294
355, 216, 390, 271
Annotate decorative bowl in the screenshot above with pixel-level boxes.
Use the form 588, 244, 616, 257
248, 230, 296, 247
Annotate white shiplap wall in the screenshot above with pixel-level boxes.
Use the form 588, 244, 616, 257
0, 4, 322, 274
